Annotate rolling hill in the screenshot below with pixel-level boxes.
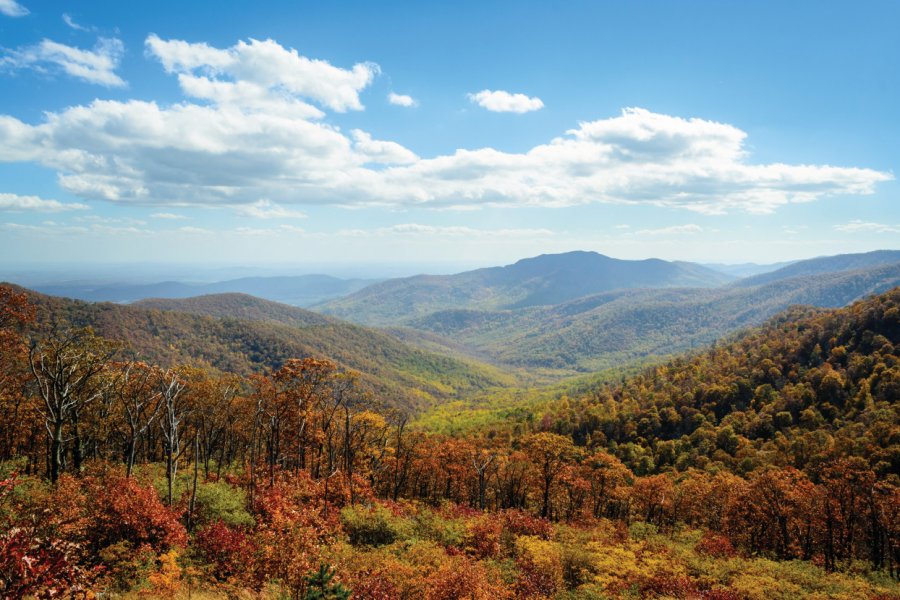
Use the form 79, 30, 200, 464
318, 251, 733, 325
31, 274, 377, 307
15, 288, 514, 411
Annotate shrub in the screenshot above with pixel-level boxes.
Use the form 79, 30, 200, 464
84, 472, 187, 552
464, 515, 503, 559
411, 508, 464, 548
696, 530, 737, 558
340, 504, 408, 547
192, 480, 254, 527
194, 521, 253, 582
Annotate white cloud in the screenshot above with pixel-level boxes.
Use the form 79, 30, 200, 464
351, 130, 419, 165
635, 224, 703, 235
834, 219, 900, 234
235, 199, 307, 219
145, 34, 378, 113
2, 37, 125, 86
151, 212, 187, 220
74, 215, 145, 226
0, 33, 890, 217
388, 92, 417, 107
468, 89, 544, 113
0, 192, 88, 212
62, 13, 92, 32
178, 226, 212, 234
0, 0, 28, 17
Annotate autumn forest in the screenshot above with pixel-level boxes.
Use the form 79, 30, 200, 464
1, 265, 899, 599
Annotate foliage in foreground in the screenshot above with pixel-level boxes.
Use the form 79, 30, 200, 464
2, 465, 898, 599
0, 285, 899, 597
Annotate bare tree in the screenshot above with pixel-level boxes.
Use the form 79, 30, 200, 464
159, 368, 188, 505
29, 327, 115, 482
111, 361, 164, 477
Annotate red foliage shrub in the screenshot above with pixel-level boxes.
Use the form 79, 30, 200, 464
1, 474, 93, 597
194, 521, 253, 582
346, 569, 398, 599
695, 530, 737, 558
83, 472, 187, 552
0, 527, 92, 599
502, 509, 553, 539
464, 515, 503, 559
514, 557, 559, 598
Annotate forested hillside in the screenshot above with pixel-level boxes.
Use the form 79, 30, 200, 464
406, 262, 900, 372
1, 283, 898, 598
12, 287, 513, 411
733, 250, 900, 288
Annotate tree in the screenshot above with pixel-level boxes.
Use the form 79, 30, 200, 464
522, 432, 580, 519
302, 564, 351, 600
159, 368, 189, 505
29, 327, 116, 482
109, 361, 163, 477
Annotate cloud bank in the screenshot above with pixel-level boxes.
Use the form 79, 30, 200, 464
0, 36, 891, 215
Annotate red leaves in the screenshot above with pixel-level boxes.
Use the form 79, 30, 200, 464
0, 527, 91, 599
0, 473, 93, 599
502, 509, 553, 540
194, 521, 253, 582
695, 531, 737, 558
82, 470, 187, 552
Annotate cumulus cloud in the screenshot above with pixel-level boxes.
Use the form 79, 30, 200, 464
469, 89, 544, 113
834, 219, 899, 234
0, 0, 28, 17
151, 212, 187, 220
0, 192, 88, 212
235, 199, 307, 219
636, 224, 703, 235
145, 34, 378, 113
0, 34, 890, 216
352, 130, 419, 165
1, 37, 125, 86
388, 92, 417, 107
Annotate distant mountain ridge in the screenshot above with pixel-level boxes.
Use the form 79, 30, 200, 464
404, 262, 900, 372
732, 249, 900, 288
702, 260, 795, 278
31, 274, 378, 307
318, 251, 734, 325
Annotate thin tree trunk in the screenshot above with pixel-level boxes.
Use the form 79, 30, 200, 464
188, 435, 199, 532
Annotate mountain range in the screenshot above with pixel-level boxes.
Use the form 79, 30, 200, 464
9, 248, 899, 396
317, 251, 734, 325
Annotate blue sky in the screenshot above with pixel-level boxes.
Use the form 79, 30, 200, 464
0, 0, 897, 274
